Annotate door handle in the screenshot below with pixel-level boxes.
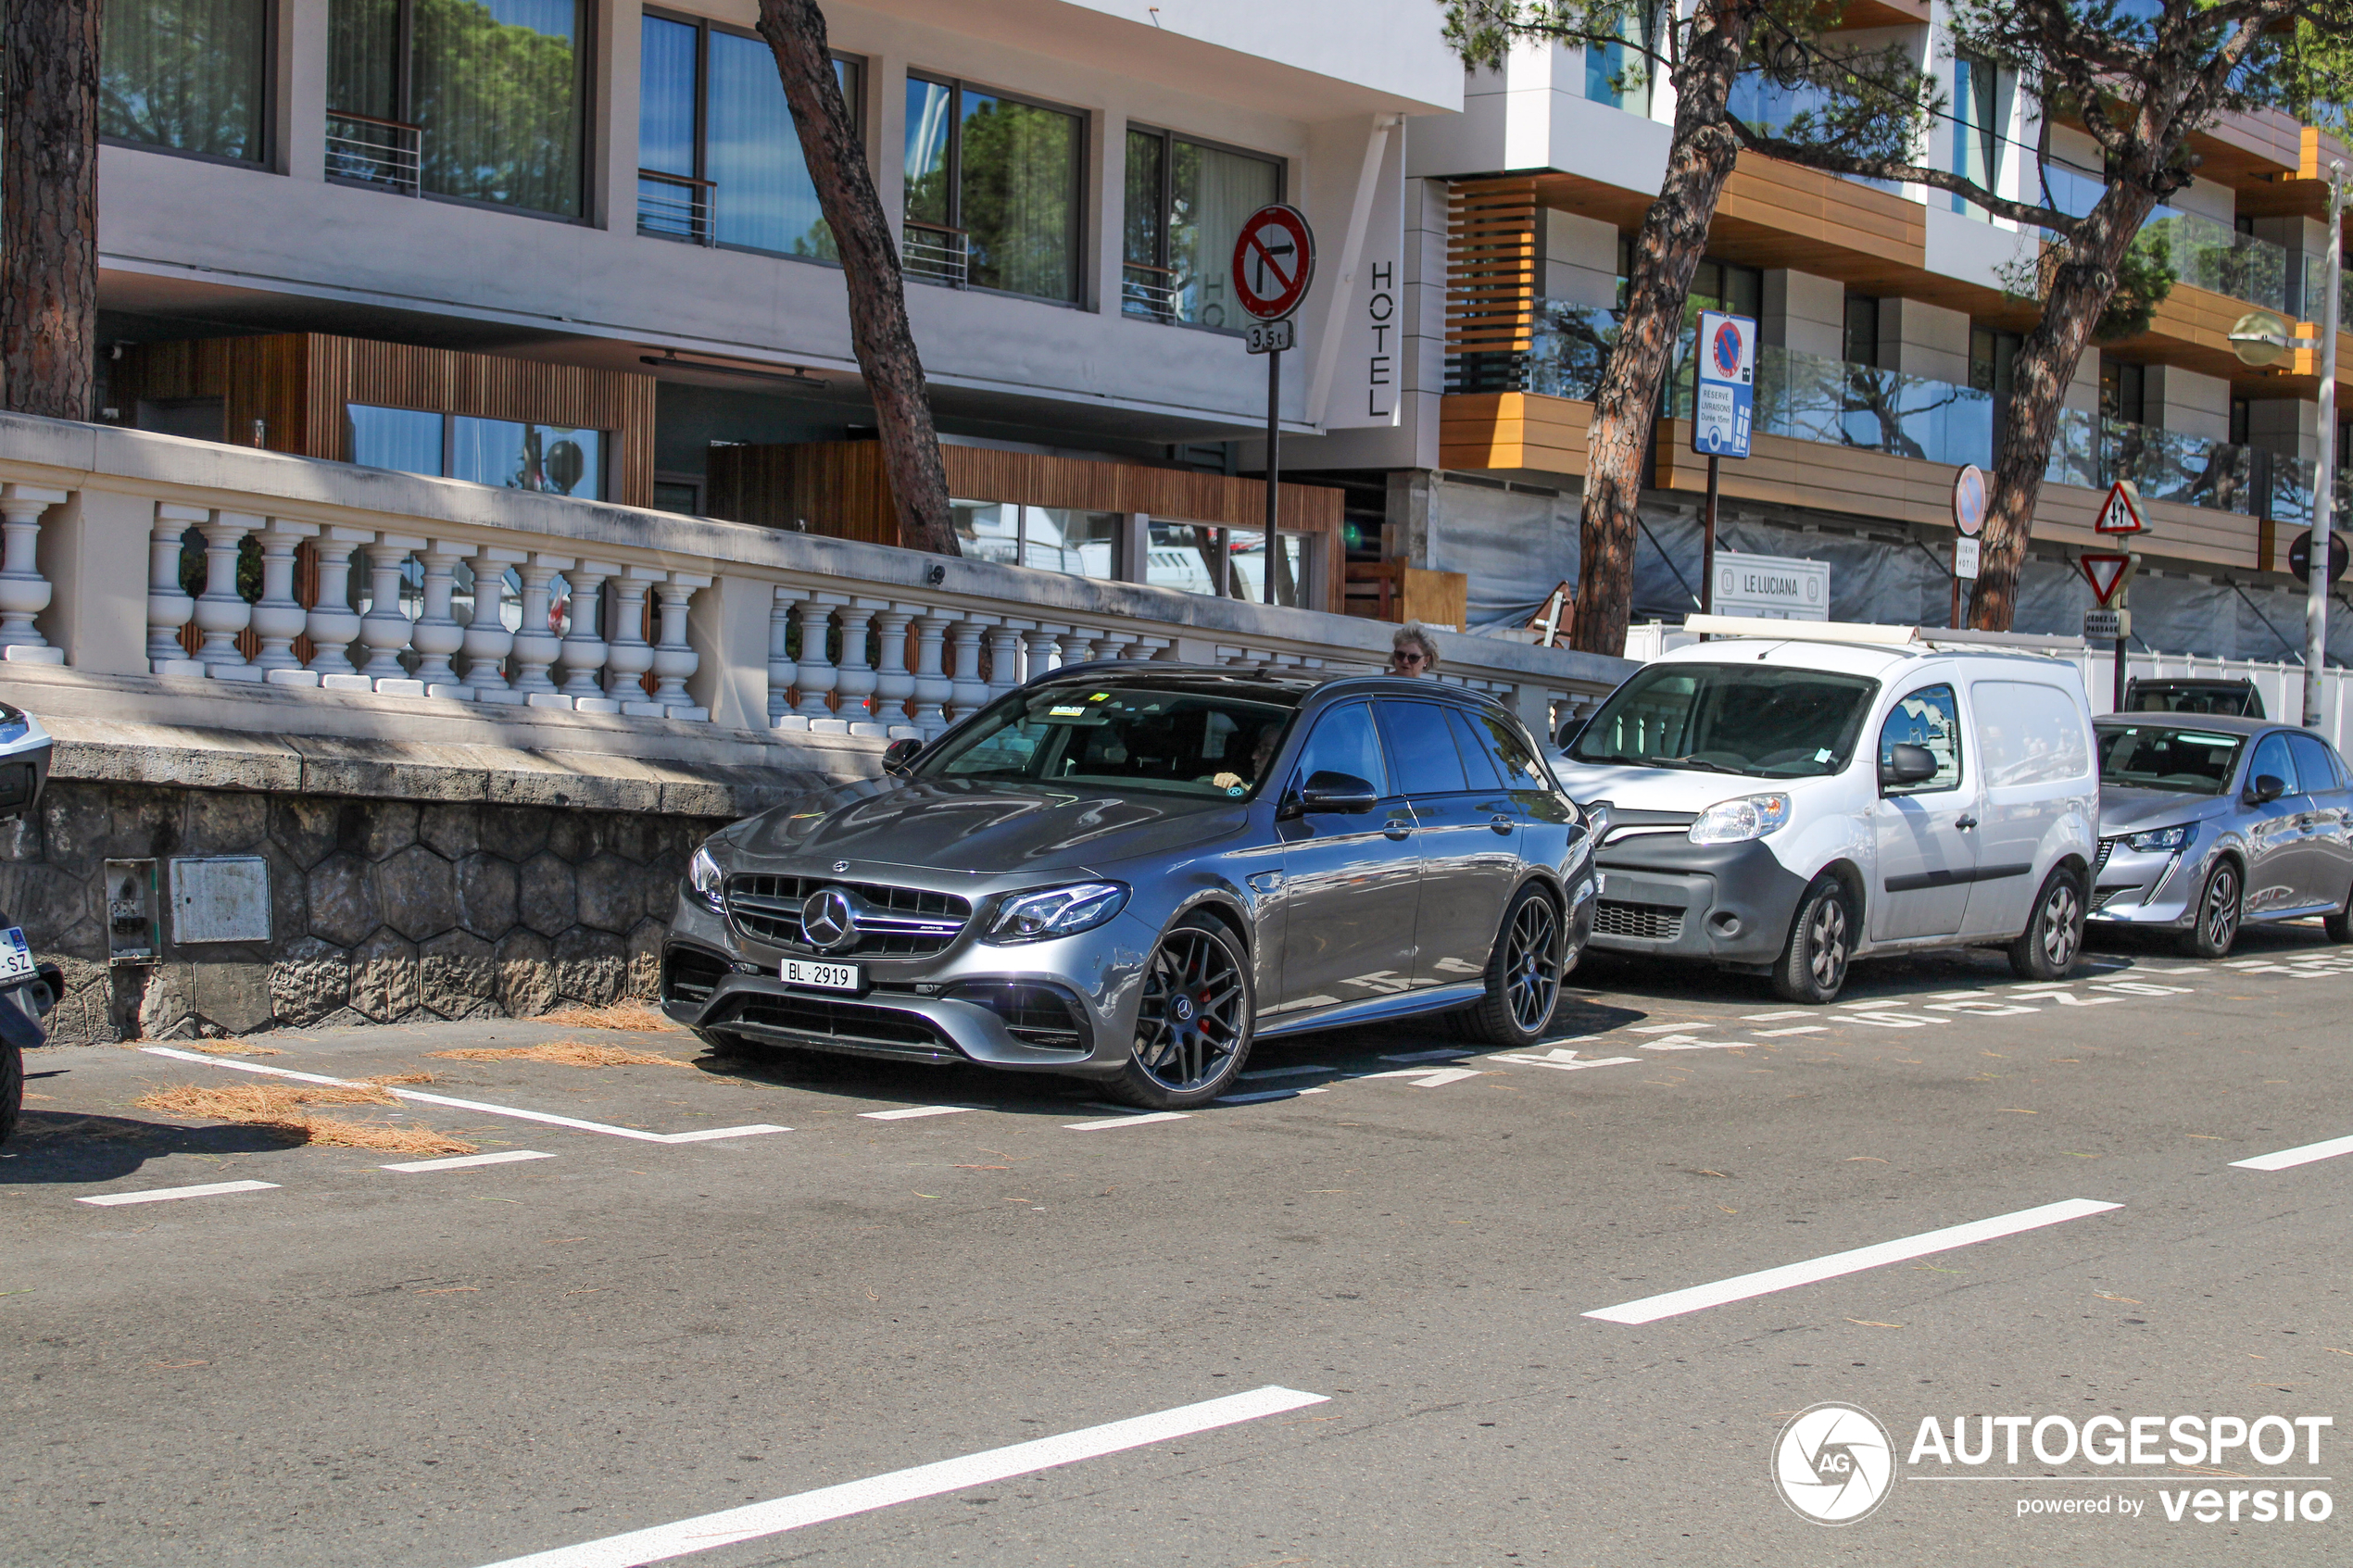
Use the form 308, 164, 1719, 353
1383, 818, 1413, 841
1490, 814, 1516, 834
1955, 815, 1978, 831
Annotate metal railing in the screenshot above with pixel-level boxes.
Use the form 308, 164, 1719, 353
903, 220, 968, 285
1121, 261, 1179, 322
325, 111, 422, 196
637, 170, 715, 245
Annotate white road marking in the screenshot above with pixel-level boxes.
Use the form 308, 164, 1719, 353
470, 1384, 1330, 1568
1582, 1198, 2122, 1324
140, 1047, 788, 1144
384, 1150, 555, 1173
79, 1179, 279, 1207
1639, 1035, 1755, 1052
1214, 1087, 1329, 1104
1631, 1022, 1710, 1035
1066, 1111, 1190, 1130
1928, 1000, 2038, 1017
858, 1106, 976, 1121
1363, 1066, 1483, 1086
2231, 1133, 2353, 1172
2134, 966, 2208, 975
1378, 1049, 1471, 1062
1491, 1047, 1638, 1072
1239, 1064, 1336, 1080
1928, 990, 1984, 999
1755, 1025, 1826, 1036
1742, 1010, 1818, 1022
1843, 1010, 1950, 1029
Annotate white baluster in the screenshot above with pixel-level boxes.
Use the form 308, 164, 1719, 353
648, 572, 710, 720
461, 546, 525, 704
604, 565, 662, 711
871, 605, 917, 732
910, 610, 954, 737
984, 620, 1029, 699
0, 483, 67, 663
411, 541, 470, 697
194, 511, 263, 682
793, 594, 844, 721
1021, 623, 1065, 684
148, 502, 207, 676
354, 532, 425, 690
830, 599, 883, 731
510, 552, 573, 705
768, 584, 805, 726
946, 616, 988, 722
559, 558, 619, 709
305, 527, 371, 687
250, 518, 320, 685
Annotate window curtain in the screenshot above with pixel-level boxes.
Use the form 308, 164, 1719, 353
637, 16, 698, 178
412, 0, 585, 216
1168, 141, 1277, 328
708, 33, 839, 257
959, 92, 1079, 301
902, 78, 956, 232
102, 0, 268, 159
1952, 56, 1999, 218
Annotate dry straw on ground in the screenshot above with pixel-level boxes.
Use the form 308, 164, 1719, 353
186, 1042, 283, 1056
426, 1041, 688, 1069
132, 1082, 476, 1157
536, 999, 679, 1034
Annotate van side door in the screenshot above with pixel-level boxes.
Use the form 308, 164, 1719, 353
1869, 682, 1978, 941
1959, 678, 2095, 937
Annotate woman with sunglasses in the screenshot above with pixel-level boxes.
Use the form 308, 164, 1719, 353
1387, 622, 1441, 678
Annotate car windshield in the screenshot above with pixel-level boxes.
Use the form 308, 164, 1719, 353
1568, 662, 1876, 778
2097, 724, 2245, 796
915, 685, 1299, 798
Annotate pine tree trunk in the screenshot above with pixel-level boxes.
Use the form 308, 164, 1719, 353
1, 0, 101, 420
757, 0, 960, 556
1967, 186, 2158, 630
1573, 0, 1757, 656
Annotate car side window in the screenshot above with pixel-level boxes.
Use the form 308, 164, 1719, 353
1878, 684, 1963, 795
1293, 703, 1389, 797
2287, 734, 2340, 795
2249, 732, 2300, 795
1377, 700, 1470, 796
1446, 709, 1505, 791
1478, 713, 1553, 790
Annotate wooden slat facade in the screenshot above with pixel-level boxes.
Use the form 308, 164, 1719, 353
1446, 177, 1541, 354
112, 333, 658, 508
1437, 392, 1593, 475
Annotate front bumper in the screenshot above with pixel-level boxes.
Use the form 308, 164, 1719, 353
659, 887, 1154, 1075
2085, 839, 2201, 928
1586, 838, 1809, 963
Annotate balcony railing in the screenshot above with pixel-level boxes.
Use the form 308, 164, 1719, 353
1121, 261, 1179, 322
903, 220, 968, 286
325, 111, 422, 196
2136, 209, 2299, 316
637, 170, 714, 245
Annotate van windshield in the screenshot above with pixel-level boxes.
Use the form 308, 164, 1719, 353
1569, 662, 1877, 779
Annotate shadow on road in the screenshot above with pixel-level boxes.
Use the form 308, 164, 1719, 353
0, 1110, 300, 1185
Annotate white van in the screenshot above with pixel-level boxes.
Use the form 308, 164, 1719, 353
1553, 618, 2100, 1001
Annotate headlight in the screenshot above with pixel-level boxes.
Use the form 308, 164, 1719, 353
1688, 793, 1792, 846
2124, 824, 2191, 853
984, 882, 1128, 944
686, 845, 725, 909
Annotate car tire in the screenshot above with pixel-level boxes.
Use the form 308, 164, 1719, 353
2178, 859, 2243, 959
0, 1035, 19, 1146
2325, 880, 2352, 945
2008, 865, 2086, 980
1454, 884, 1567, 1047
1107, 915, 1254, 1110
1773, 875, 1855, 1004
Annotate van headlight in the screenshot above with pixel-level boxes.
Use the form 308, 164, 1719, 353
687, 845, 725, 909
984, 883, 1128, 943
2124, 824, 2191, 853
1688, 793, 1792, 846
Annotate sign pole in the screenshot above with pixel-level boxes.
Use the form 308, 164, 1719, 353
1950, 568, 1960, 631
1701, 455, 1719, 616
1265, 342, 1281, 538
2114, 628, 2127, 712
2307, 158, 2344, 730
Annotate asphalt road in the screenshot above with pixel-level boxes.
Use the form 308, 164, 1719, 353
5, 922, 2351, 1567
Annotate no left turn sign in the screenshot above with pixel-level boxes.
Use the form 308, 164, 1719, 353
1231, 204, 1315, 322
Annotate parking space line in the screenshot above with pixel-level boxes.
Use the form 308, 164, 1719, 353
470, 1384, 1328, 1568
1066, 1112, 1190, 1130
1630, 1022, 1709, 1034
2231, 1133, 2353, 1172
1582, 1198, 2122, 1325
1742, 1010, 1817, 1022
140, 1048, 789, 1145
384, 1150, 556, 1173
1755, 1026, 1825, 1036
1378, 1049, 1473, 1062
858, 1106, 977, 1121
1491, 1048, 1637, 1072
79, 1179, 279, 1207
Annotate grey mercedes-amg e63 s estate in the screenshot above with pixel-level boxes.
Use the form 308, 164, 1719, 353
661, 664, 1597, 1110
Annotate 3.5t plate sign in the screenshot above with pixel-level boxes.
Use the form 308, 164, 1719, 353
1231, 205, 1315, 322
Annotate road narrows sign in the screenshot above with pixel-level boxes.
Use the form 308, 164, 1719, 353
2079, 550, 2136, 607
1231, 204, 1315, 322
2094, 479, 2146, 535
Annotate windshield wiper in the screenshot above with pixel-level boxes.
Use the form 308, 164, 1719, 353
1655, 755, 1743, 774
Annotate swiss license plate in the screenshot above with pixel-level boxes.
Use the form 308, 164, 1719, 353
781, 958, 861, 993
0, 927, 33, 985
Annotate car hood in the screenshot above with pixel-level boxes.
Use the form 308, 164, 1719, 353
726, 777, 1249, 879
2097, 786, 2235, 836
1552, 759, 1840, 813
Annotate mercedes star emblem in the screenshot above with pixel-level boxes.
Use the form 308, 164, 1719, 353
800, 888, 859, 952
833, 860, 850, 873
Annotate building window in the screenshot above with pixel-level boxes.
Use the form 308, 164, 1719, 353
903, 74, 1084, 301
346, 404, 605, 499
952, 503, 1121, 578
2099, 359, 2145, 426
328, 0, 588, 218
1689, 258, 1762, 325
1122, 127, 1280, 326
1844, 294, 1881, 369
100, 0, 270, 162
1951, 54, 2000, 218
1583, 8, 1654, 114
1969, 324, 2021, 395
637, 11, 861, 255
1146, 521, 1311, 609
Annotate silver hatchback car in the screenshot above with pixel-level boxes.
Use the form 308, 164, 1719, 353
661, 665, 1597, 1108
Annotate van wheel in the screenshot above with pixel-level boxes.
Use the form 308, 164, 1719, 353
2008, 867, 2085, 980
1108, 916, 1254, 1110
2178, 859, 2242, 959
1773, 875, 1854, 1003
1454, 885, 1565, 1047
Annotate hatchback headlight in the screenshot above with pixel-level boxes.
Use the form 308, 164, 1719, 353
2124, 824, 2191, 853
1689, 793, 1792, 846
984, 883, 1128, 944
687, 845, 725, 909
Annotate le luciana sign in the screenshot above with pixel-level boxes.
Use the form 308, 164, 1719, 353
1712, 550, 1830, 621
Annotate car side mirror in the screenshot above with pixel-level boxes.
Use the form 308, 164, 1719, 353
1880, 744, 1939, 789
881, 737, 924, 777
2247, 772, 2286, 806
1554, 717, 1588, 751
1299, 770, 1379, 814
30, 961, 59, 1019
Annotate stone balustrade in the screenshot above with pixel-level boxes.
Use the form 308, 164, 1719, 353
0, 413, 1635, 743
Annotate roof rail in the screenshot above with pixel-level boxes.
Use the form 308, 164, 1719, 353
1680, 614, 2085, 656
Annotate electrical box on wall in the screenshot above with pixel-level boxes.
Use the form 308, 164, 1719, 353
169, 857, 271, 946
105, 859, 160, 964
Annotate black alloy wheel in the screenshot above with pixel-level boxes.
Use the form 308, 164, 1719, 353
1457, 885, 1565, 1047
1112, 916, 1253, 1109
2180, 859, 2243, 959
1773, 874, 1854, 1003
2008, 866, 2085, 980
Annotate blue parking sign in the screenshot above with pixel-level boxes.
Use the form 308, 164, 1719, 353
1692, 310, 1755, 458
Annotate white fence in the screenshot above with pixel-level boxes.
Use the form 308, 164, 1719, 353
0, 414, 1635, 748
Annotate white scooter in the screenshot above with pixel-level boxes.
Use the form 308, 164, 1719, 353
0, 701, 61, 1146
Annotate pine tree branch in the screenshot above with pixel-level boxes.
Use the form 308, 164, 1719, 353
1724, 116, 2082, 233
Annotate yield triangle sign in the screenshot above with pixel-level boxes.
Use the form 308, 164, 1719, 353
2094, 479, 2145, 534
2080, 551, 2136, 607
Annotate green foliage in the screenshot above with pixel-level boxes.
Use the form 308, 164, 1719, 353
2101, 231, 2176, 342
412, 0, 585, 216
